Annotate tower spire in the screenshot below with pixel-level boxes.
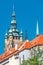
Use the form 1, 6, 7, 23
36, 20, 39, 36
12, 4, 15, 20
11, 4, 17, 29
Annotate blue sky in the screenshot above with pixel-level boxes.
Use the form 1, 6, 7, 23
0, 0, 43, 54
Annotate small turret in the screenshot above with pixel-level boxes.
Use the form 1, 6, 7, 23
5, 33, 8, 39
8, 29, 13, 41
4, 32, 8, 51
5, 32, 8, 44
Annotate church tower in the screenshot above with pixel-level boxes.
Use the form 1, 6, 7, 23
4, 5, 23, 51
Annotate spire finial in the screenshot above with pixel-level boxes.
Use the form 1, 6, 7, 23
36, 20, 39, 36
13, 4, 14, 11
12, 4, 15, 20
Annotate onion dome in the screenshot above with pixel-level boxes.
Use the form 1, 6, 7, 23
12, 29, 16, 35
8, 33, 13, 36
12, 29, 15, 32
5, 33, 8, 39
8, 29, 13, 36
11, 20, 17, 29
11, 20, 16, 24
12, 28, 19, 36
13, 33, 19, 37
11, 28, 19, 37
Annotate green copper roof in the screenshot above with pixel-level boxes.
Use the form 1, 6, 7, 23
5, 33, 8, 36
5, 33, 8, 39
20, 31, 23, 34
20, 35, 23, 37
12, 29, 15, 32
8, 33, 13, 36
20, 29, 23, 34
13, 33, 19, 36
8, 29, 12, 33
19, 30, 23, 37
8, 29, 13, 36
16, 29, 19, 32
11, 20, 16, 24
12, 10, 15, 17
5, 5, 23, 39
12, 28, 19, 33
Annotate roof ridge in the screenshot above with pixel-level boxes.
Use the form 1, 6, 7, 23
18, 41, 27, 50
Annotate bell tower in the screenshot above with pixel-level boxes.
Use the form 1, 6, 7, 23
4, 5, 23, 51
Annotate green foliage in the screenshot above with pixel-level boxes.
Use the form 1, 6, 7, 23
28, 56, 39, 65
20, 60, 28, 65
20, 56, 39, 65
20, 46, 43, 65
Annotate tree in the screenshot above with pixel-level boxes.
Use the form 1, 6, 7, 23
20, 46, 43, 65
28, 55, 39, 65
20, 60, 28, 65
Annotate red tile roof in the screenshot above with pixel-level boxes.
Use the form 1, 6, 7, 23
0, 34, 43, 62
30, 35, 43, 47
